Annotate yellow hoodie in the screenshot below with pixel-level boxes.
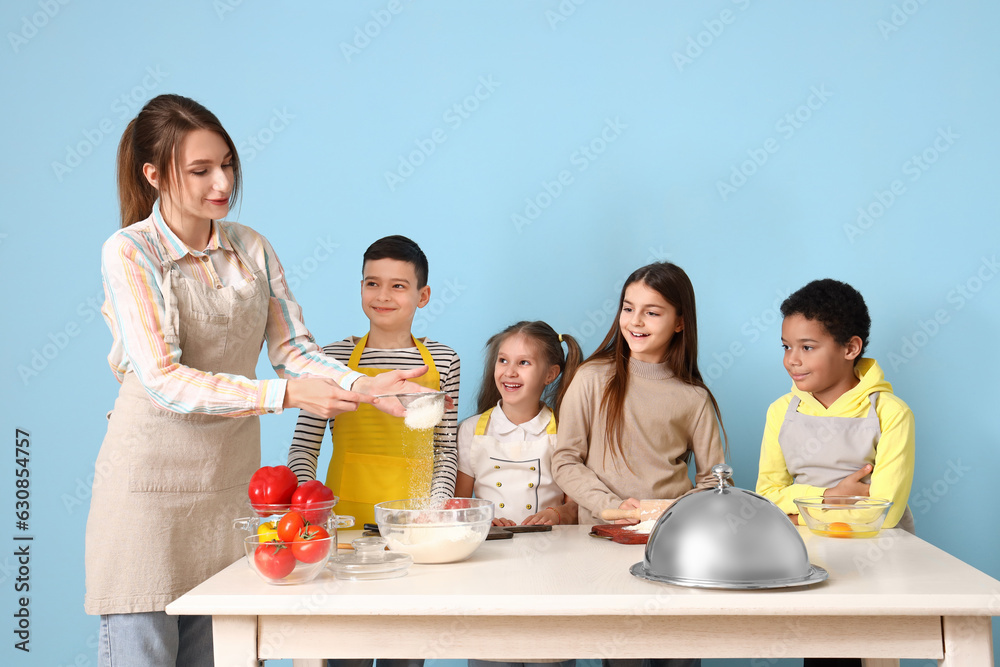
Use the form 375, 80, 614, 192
756, 358, 915, 528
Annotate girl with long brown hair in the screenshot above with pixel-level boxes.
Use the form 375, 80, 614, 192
454, 321, 582, 529
85, 94, 431, 666
551, 262, 728, 530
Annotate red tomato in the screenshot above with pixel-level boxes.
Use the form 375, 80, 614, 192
248, 465, 298, 512
277, 511, 307, 543
254, 542, 295, 580
290, 480, 335, 523
443, 498, 471, 509
291, 525, 331, 563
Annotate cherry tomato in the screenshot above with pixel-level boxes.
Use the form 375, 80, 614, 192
291, 525, 331, 563
290, 480, 336, 523
257, 521, 279, 543
254, 542, 295, 580
248, 465, 298, 513
277, 511, 306, 543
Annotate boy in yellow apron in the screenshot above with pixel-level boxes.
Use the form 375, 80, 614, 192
286, 235, 461, 527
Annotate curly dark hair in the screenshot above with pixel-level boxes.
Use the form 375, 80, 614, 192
780, 279, 871, 358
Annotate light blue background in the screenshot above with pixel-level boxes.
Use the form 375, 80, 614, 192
1, 1, 998, 665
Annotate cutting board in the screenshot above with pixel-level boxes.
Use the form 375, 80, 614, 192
590, 524, 649, 545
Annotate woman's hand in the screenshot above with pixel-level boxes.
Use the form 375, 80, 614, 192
355, 366, 428, 395
824, 464, 872, 498
352, 366, 455, 417
492, 517, 516, 527
283, 378, 373, 418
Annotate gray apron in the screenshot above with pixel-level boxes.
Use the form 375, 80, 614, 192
85, 232, 267, 614
778, 393, 915, 533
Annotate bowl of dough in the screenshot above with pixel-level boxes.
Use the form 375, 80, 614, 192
374, 497, 493, 564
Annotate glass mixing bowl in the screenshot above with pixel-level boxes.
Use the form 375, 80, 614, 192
374, 497, 493, 564
793, 496, 893, 538
244, 534, 333, 585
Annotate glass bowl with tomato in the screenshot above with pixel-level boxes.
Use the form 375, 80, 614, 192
244, 527, 335, 585
235, 507, 354, 562
793, 496, 893, 538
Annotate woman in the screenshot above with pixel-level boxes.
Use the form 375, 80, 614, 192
85, 94, 426, 666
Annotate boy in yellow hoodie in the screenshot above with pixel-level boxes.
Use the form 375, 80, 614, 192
756, 279, 915, 533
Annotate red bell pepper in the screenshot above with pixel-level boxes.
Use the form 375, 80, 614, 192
248, 465, 298, 513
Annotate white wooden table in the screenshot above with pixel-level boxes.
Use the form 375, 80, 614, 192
166, 526, 999, 667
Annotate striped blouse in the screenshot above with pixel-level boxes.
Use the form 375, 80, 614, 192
100, 204, 361, 417
288, 337, 461, 498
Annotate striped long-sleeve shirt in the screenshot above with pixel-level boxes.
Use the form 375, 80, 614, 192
288, 337, 460, 498
100, 205, 361, 416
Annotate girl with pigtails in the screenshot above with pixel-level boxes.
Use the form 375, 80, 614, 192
455, 321, 581, 528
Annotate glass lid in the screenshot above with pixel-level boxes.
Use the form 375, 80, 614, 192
328, 537, 413, 581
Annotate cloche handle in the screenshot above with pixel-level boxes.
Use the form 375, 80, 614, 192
711, 464, 733, 491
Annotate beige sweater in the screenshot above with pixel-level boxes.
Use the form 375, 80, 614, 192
551, 357, 725, 524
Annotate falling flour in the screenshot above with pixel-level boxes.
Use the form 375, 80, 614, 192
403, 395, 445, 430
383, 525, 485, 563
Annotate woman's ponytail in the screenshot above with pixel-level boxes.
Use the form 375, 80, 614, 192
116, 118, 157, 227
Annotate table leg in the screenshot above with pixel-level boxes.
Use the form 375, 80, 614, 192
862, 660, 900, 667
940, 616, 994, 667
212, 615, 258, 667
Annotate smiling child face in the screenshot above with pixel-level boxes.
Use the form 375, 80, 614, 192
360, 258, 430, 333
493, 333, 559, 415
781, 313, 861, 408
618, 280, 683, 363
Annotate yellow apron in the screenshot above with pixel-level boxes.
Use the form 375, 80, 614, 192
325, 334, 440, 525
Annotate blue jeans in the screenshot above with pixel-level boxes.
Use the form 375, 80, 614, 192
99, 612, 213, 667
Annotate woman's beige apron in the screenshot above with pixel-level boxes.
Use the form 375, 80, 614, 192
84, 233, 267, 614
778, 393, 915, 533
